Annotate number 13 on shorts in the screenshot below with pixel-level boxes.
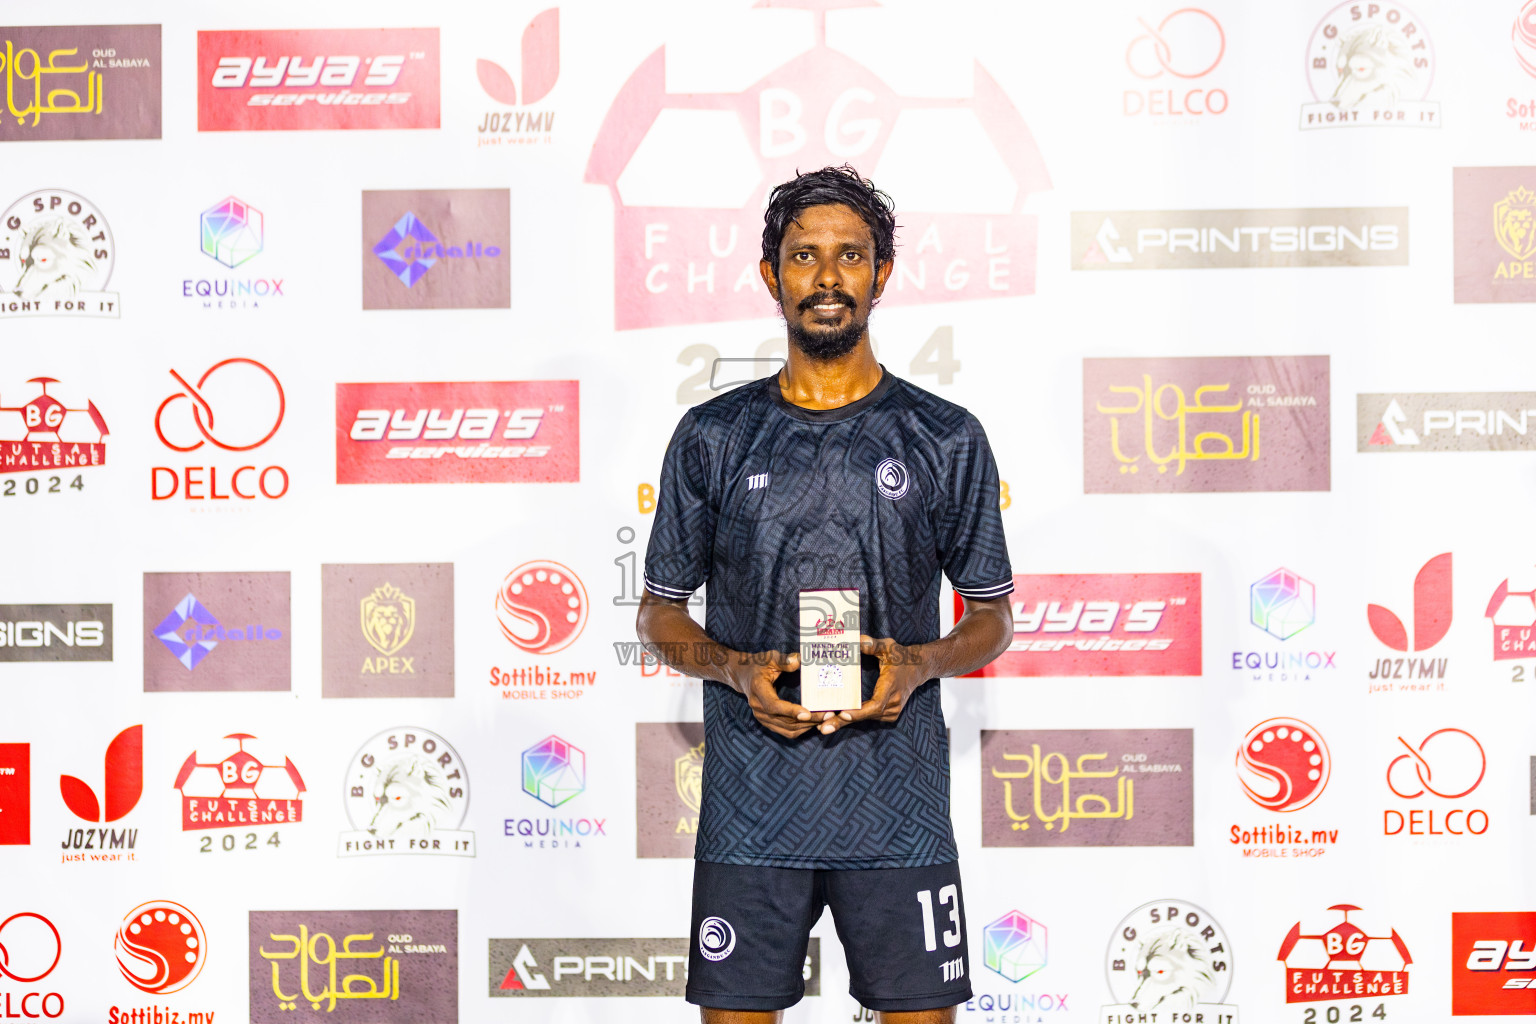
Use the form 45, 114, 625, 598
916, 885, 962, 952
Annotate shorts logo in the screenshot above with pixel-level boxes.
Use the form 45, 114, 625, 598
115, 901, 206, 994
1237, 717, 1330, 812
875, 458, 909, 499
698, 917, 736, 962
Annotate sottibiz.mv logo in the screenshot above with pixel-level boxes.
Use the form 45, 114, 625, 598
1368, 552, 1451, 685
337, 381, 577, 484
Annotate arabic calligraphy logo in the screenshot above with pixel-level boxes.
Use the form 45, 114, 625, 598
1367, 552, 1452, 653
154, 358, 285, 452
1251, 568, 1316, 641
522, 735, 585, 808
257, 923, 402, 1012
1515, 0, 1536, 77
0, 41, 103, 128
698, 917, 736, 962
496, 560, 588, 655
1237, 717, 1330, 812
1366, 398, 1419, 446
0, 912, 61, 983
1493, 186, 1536, 262
674, 741, 703, 814
1126, 9, 1225, 79
1387, 728, 1485, 799
992, 742, 1133, 834
115, 901, 206, 994
1096, 374, 1257, 476
59, 724, 142, 823
1104, 901, 1233, 1013
477, 8, 559, 105
984, 910, 1047, 983
0, 190, 115, 305
200, 196, 263, 268
361, 583, 415, 657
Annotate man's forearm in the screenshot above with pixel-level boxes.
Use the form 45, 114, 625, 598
635, 590, 749, 691
915, 595, 1013, 680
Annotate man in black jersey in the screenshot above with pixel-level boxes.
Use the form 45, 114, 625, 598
636, 166, 1014, 1024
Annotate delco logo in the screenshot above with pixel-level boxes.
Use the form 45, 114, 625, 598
961, 573, 1201, 677
1452, 911, 1536, 1015
336, 381, 578, 484
197, 29, 440, 131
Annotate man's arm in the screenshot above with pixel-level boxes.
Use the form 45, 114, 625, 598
636, 589, 817, 739
822, 593, 1014, 734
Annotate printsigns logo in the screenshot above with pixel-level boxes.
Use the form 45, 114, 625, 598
982, 729, 1193, 847
0, 190, 118, 317
0, 605, 112, 662
1103, 901, 1236, 1020
174, 733, 305, 832
1367, 553, 1452, 652
1487, 572, 1536, 662
60, 724, 141, 824
1301, 2, 1438, 129
636, 722, 705, 857
585, 0, 1051, 330
476, 8, 558, 146
0, 377, 108, 477
1073, 209, 1406, 269
0, 744, 30, 845
250, 910, 458, 1021
1279, 906, 1412, 1003
143, 573, 291, 691
1452, 911, 1536, 1016
1454, 168, 1536, 303
497, 561, 588, 655
1083, 356, 1330, 492
116, 901, 206, 994
340, 727, 473, 857
197, 28, 440, 131
0, 25, 161, 141
983, 911, 1046, 983
335, 381, 578, 484
489, 937, 819, 997
962, 573, 1201, 677
322, 563, 454, 698
1359, 393, 1536, 452
1123, 9, 1229, 118
361, 190, 509, 310
1237, 717, 1330, 813
522, 736, 584, 808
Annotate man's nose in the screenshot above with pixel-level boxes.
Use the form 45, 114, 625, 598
815, 258, 845, 292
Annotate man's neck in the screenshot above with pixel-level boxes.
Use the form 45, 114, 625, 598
777, 341, 883, 410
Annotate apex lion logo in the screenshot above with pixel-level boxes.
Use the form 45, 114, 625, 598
14, 216, 99, 300
368, 755, 453, 838
674, 742, 703, 814
1128, 930, 1218, 1011
360, 583, 415, 657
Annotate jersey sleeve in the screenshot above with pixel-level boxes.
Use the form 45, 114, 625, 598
643, 410, 716, 600
938, 413, 1015, 601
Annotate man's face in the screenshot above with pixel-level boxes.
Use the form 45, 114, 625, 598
762, 203, 890, 361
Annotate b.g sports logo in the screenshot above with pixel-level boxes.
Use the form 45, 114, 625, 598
336, 381, 578, 484
197, 28, 440, 131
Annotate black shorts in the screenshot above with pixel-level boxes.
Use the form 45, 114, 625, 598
686, 858, 972, 1013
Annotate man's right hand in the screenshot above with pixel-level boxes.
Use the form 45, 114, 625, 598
725, 649, 823, 739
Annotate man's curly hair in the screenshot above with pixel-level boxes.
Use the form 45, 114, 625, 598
761, 165, 898, 270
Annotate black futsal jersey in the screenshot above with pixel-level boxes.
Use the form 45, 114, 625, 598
643, 366, 1013, 869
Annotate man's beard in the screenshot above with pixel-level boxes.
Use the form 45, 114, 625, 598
782, 289, 869, 361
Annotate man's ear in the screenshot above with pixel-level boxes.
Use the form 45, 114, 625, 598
759, 258, 781, 302
872, 257, 893, 301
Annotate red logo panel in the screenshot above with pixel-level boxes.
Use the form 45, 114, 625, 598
960, 573, 1201, 677
0, 743, 30, 844
336, 382, 578, 484
1452, 912, 1536, 1015
197, 29, 440, 131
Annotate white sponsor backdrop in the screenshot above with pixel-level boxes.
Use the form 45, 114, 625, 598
4, 0, 1535, 1021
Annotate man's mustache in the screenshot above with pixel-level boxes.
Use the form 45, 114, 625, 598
798, 291, 856, 312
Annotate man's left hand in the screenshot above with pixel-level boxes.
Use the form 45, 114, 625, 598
815, 635, 931, 735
